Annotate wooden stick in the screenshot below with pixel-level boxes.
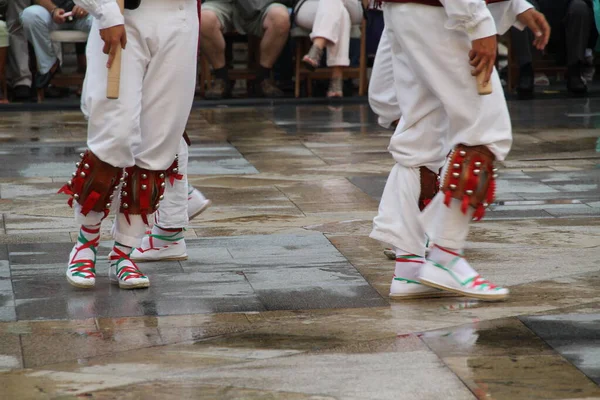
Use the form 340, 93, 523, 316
477, 68, 493, 96
106, 0, 125, 99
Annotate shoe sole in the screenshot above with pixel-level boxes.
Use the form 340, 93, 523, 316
66, 275, 95, 289
110, 278, 150, 290
119, 282, 150, 290
130, 254, 188, 262
302, 58, 317, 72
189, 200, 212, 221
389, 290, 460, 300
419, 278, 509, 302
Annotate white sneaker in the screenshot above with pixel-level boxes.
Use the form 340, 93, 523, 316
188, 186, 211, 221
419, 260, 509, 301
130, 235, 188, 262
389, 276, 457, 300
109, 248, 150, 289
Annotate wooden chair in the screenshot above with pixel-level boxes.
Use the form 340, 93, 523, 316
292, 19, 368, 98
504, 32, 566, 92
198, 33, 260, 98
36, 30, 88, 103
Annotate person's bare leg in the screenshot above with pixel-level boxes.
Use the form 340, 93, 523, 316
328, 66, 344, 98
312, 37, 328, 50
255, 6, 289, 97
200, 10, 231, 99
200, 10, 226, 70
331, 66, 343, 79
259, 7, 290, 69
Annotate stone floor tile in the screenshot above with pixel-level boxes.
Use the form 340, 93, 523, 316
0, 232, 73, 245
62, 382, 336, 400
521, 314, 600, 384
20, 327, 162, 368
180, 350, 474, 400
0, 259, 10, 276
0, 333, 23, 370
420, 318, 556, 359
8, 242, 73, 265
15, 282, 147, 320
0, 307, 16, 322
0, 319, 97, 336
0, 369, 148, 398
443, 354, 600, 400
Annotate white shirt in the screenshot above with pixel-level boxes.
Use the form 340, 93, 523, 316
74, 0, 124, 29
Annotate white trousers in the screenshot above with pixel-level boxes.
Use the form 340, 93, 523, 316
83, 0, 198, 171
153, 138, 190, 229
76, 0, 198, 247
295, 0, 363, 66
370, 4, 512, 255
368, 29, 400, 129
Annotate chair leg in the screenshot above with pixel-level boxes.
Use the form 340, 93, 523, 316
200, 55, 210, 98
507, 34, 515, 92
295, 40, 302, 98
359, 19, 368, 96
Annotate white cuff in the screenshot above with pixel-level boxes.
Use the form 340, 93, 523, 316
464, 14, 497, 41
378, 116, 394, 130
513, 3, 534, 31
97, 2, 124, 29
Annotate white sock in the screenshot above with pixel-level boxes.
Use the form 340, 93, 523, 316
394, 251, 424, 281
79, 224, 101, 243
427, 245, 477, 278
69, 224, 101, 267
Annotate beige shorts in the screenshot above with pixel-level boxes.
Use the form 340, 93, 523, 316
202, 0, 288, 37
0, 21, 8, 48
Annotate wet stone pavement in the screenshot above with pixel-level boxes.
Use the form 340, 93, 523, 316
0, 98, 599, 399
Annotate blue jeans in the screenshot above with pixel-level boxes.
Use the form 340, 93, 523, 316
20, 5, 92, 74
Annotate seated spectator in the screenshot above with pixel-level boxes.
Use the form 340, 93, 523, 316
0, 0, 7, 103
6, 0, 32, 101
201, 0, 291, 99
511, 0, 596, 97
20, 0, 91, 90
295, 0, 364, 98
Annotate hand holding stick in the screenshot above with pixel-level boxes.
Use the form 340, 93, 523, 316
106, 0, 126, 99
470, 35, 497, 96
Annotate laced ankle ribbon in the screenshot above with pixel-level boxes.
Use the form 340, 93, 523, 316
69, 228, 100, 279
428, 246, 500, 291
110, 246, 147, 281
393, 255, 424, 284
135, 229, 184, 254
